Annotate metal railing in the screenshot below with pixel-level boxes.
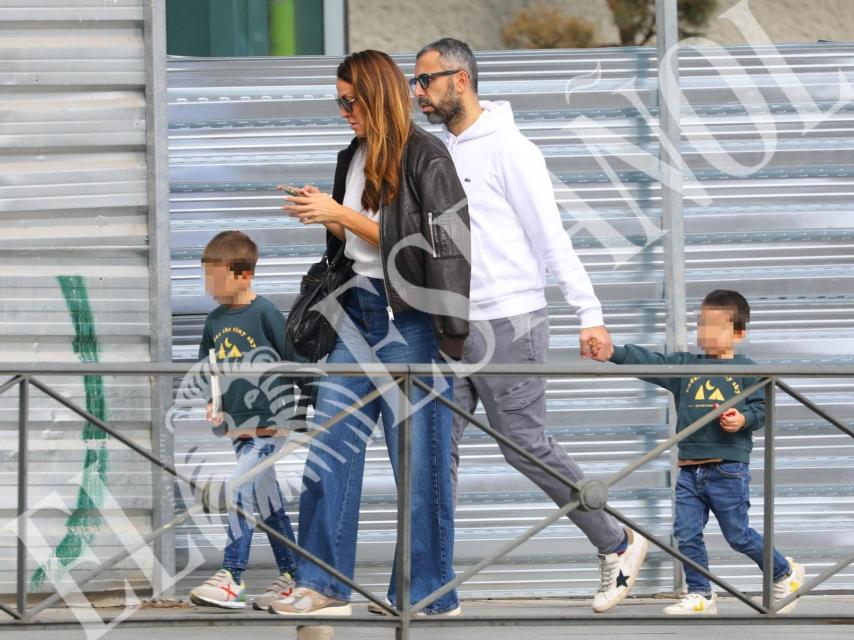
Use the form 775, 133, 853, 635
2, 362, 854, 634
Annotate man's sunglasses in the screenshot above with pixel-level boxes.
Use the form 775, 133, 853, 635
334, 96, 357, 113
408, 69, 462, 91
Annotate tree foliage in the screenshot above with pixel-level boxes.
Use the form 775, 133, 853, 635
607, 0, 719, 46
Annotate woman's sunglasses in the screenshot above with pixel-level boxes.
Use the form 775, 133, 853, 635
334, 96, 357, 113
408, 69, 462, 91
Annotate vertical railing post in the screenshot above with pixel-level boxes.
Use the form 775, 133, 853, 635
17, 377, 29, 618
143, 0, 177, 599
656, 0, 686, 593
762, 378, 776, 612
395, 372, 412, 640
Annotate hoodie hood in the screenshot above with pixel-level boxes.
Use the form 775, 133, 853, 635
444, 100, 518, 144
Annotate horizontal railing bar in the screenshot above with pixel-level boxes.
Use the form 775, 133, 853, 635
1, 363, 853, 377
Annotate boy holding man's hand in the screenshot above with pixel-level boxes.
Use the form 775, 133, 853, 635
592, 290, 805, 615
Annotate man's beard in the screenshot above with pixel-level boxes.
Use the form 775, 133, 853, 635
419, 84, 464, 126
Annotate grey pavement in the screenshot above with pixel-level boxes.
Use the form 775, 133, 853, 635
1, 596, 853, 640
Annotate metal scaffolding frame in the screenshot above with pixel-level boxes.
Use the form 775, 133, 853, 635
3, 361, 853, 635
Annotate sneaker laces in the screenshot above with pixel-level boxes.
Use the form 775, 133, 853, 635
266, 573, 293, 594
597, 554, 619, 592
204, 569, 232, 586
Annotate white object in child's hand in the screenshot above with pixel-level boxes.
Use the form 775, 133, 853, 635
209, 349, 222, 416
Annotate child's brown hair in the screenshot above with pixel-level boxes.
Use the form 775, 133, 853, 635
702, 289, 750, 332
201, 231, 258, 276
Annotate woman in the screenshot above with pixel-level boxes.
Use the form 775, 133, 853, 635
273, 50, 470, 616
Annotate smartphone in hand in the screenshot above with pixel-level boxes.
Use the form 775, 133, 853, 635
277, 184, 304, 197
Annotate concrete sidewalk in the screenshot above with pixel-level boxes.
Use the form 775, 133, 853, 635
1, 595, 853, 640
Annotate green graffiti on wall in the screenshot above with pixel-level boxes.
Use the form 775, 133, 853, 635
31, 276, 109, 590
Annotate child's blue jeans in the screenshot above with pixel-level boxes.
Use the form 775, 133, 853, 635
674, 461, 791, 595
222, 436, 296, 577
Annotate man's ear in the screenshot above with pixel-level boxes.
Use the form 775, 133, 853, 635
456, 70, 471, 94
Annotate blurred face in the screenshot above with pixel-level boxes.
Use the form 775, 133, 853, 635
413, 50, 464, 126
336, 78, 366, 138
204, 262, 251, 305
697, 305, 744, 357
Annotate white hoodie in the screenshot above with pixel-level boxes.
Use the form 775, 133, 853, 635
442, 100, 604, 327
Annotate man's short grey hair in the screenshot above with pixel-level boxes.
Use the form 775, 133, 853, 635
417, 37, 479, 93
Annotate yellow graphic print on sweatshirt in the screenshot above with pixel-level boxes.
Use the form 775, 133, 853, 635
212, 326, 258, 361
686, 376, 742, 408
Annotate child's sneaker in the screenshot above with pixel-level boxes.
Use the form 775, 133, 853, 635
252, 572, 295, 611
190, 569, 246, 609
269, 587, 352, 616
663, 592, 718, 615
774, 558, 806, 614
592, 528, 649, 613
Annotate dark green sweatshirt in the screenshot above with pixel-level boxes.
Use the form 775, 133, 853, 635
198, 295, 293, 432
610, 344, 765, 463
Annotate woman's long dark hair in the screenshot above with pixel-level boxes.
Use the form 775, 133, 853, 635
337, 50, 412, 212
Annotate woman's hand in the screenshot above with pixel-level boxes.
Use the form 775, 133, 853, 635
283, 192, 345, 226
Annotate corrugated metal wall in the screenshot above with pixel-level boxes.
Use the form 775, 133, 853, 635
0, 0, 164, 596
167, 44, 854, 599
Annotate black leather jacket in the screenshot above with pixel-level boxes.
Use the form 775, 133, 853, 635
329, 125, 470, 344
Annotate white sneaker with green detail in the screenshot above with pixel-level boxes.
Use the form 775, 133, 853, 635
190, 569, 246, 609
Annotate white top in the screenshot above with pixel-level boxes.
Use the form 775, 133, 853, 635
341, 145, 384, 279
441, 100, 604, 327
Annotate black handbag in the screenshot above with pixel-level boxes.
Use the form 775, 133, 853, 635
285, 239, 353, 362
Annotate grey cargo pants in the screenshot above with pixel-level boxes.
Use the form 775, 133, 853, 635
450, 307, 625, 555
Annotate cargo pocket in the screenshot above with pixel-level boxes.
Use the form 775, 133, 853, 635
495, 376, 545, 412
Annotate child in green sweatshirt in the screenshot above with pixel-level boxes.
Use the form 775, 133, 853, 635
189, 231, 297, 611
594, 290, 805, 615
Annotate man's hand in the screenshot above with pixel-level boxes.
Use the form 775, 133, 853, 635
206, 402, 224, 427
719, 407, 746, 432
580, 325, 613, 361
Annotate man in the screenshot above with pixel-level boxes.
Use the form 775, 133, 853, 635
413, 38, 648, 613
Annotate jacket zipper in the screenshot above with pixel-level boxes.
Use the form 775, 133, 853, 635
378, 195, 395, 322
427, 211, 438, 258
